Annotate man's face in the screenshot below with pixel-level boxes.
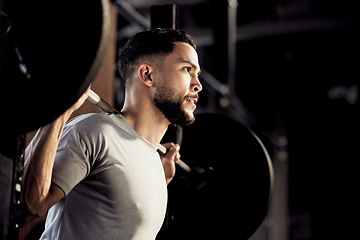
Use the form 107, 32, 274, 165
153, 42, 202, 126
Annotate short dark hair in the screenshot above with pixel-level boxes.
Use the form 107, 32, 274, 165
118, 28, 196, 88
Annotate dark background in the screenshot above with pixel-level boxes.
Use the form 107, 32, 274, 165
114, 1, 360, 239
1, 0, 359, 239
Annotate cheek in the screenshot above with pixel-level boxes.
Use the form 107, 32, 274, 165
171, 76, 190, 94
155, 81, 182, 102
157, 72, 190, 97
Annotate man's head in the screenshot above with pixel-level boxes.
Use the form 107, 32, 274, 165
118, 28, 202, 126
118, 28, 197, 88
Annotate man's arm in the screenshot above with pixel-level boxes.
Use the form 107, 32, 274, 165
22, 87, 90, 226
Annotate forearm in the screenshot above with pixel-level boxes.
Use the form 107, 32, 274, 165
23, 112, 70, 217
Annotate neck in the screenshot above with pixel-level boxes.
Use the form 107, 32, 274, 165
121, 92, 170, 147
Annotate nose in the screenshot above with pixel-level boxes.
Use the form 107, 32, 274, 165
191, 76, 203, 93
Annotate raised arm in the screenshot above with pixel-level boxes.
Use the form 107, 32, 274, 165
22, 87, 90, 225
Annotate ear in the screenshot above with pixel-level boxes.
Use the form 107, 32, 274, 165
137, 64, 154, 87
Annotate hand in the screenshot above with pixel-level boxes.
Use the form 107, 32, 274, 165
63, 85, 91, 120
160, 142, 180, 185
68, 85, 91, 113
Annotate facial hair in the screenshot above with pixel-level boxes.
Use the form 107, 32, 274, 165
153, 84, 196, 126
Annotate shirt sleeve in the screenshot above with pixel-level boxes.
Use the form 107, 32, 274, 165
51, 125, 92, 196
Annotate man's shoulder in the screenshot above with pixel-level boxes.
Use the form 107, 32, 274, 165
67, 113, 114, 127
63, 113, 118, 136
66, 113, 134, 138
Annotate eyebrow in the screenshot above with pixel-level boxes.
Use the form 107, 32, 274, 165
178, 59, 201, 76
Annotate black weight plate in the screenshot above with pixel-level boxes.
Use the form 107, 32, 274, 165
0, 0, 109, 134
0, 0, 109, 157
159, 113, 273, 240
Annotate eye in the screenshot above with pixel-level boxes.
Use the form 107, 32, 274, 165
185, 67, 192, 73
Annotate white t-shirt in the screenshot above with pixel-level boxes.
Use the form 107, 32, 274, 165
39, 113, 168, 240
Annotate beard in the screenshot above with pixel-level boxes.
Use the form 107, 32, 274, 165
154, 84, 196, 126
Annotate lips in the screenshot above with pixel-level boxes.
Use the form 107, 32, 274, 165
185, 94, 199, 105
186, 97, 198, 104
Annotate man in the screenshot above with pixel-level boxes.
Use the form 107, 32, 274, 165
22, 28, 202, 239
